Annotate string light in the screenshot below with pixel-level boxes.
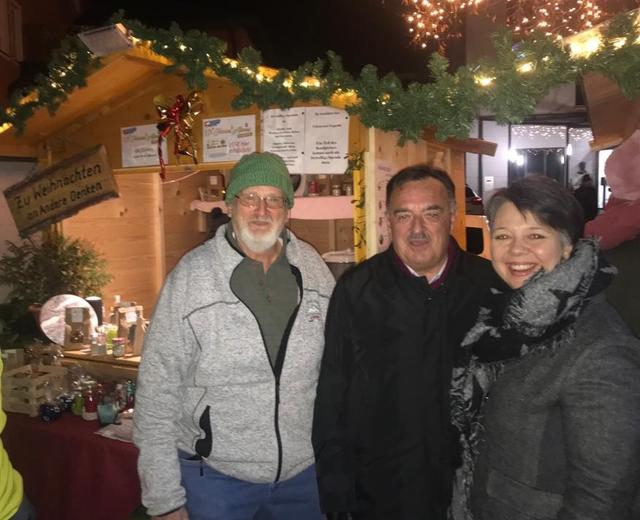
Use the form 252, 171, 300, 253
506, 0, 604, 39
403, 0, 611, 47
474, 75, 495, 86
512, 124, 566, 139
568, 127, 594, 141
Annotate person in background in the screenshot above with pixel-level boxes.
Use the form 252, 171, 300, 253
572, 174, 598, 221
585, 129, 640, 338
313, 165, 502, 520
134, 152, 335, 520
1, 358, 34, 520
451, 176, 640, 520
569, 160, 590, 192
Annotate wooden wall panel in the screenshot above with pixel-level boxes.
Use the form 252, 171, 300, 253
447, 150, 467, 249
288, 218, 353, 255
162, 169, 210, 274
61, 172, 163, 316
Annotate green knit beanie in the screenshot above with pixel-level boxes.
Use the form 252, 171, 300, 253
225, 152, 294, 207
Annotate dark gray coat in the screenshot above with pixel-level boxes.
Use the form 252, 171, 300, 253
471, 295, 640, 520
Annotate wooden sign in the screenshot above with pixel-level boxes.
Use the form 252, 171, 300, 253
3, 145, 119, 237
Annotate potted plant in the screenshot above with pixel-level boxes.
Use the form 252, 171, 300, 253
0, 232, 112, 345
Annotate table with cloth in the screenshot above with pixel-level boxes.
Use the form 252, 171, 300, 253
2, 411, 141, 520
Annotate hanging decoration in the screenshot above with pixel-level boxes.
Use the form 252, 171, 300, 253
154, 91, 203, 179
1, 11, 640, 144
404, 0, 612, 47
505, 0, 605, 38
511, 124, 567, 139
404, 0, 486, 47
568, 127, 594, 141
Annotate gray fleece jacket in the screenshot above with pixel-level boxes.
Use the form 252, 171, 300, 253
133, 225, 335, 516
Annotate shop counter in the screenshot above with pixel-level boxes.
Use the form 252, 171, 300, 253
62, 349, 140, 381
3, 412, 141, 520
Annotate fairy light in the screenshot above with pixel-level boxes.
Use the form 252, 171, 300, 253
512, 124, 567, 139
505, 0, 605, 37
223, 57, 238, 68
518, 62, 534, 73
569, 127, 594, 141
474, 75, 495, 86
403, 0, 608, 46
300, 78, 321, 88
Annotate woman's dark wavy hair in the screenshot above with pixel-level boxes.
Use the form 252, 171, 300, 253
486, 176, 584, 246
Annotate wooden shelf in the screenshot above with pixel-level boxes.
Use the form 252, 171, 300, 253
190, 195, 354, 220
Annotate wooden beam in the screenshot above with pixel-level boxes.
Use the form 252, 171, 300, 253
0, 143, 38, 158
422, 128, 497, 156
582, 72, 640, 147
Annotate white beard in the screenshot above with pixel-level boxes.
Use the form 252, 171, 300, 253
236, 219, 283, 253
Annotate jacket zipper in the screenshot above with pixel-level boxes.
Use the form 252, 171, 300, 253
274, 377, 283, 482
228, 260, 302, 485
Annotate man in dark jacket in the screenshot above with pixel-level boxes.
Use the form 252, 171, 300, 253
312, 165, 502, 520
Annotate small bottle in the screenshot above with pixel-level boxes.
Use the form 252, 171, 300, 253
96, 331, 107, 356
89, 333, 100, 356
82, 389, 98, 421
95, 383, 105, 403
71, 393, 84, 416
109, 295, 121, 325
125, 380, 136, 410
114, 383, 126, 411
112, 337, 126, 358
307, 178, 319, 196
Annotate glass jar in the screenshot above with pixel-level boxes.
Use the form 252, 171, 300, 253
112, 337, 126, 358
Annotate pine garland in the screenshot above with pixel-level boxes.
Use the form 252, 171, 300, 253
2, 11, 639, 142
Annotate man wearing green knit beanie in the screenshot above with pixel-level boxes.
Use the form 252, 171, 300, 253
135, 150, 335, 520
225, 151, 295, 208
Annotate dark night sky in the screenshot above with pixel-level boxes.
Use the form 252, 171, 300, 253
74, 0, 437, 82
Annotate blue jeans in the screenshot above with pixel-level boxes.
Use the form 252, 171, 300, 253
179, 455, 323, 520
11, 496, 35, 520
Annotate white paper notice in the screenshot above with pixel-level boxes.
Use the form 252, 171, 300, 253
375, 159, 395, 252
121, 124, 167, 168
202, 115, 256, 163
261, 108, 306, 173
304, 107, 349, 173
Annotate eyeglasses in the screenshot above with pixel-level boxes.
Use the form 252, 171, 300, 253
235, 192, 288, 209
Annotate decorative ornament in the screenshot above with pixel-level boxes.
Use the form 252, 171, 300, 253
154, 91, 203, 179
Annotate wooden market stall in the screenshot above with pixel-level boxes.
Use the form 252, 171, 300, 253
0, 45, 496, 316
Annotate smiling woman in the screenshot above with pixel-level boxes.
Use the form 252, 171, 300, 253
487, 196, 575, 289
486, 175, 582, 286
451, 175, 640, 520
